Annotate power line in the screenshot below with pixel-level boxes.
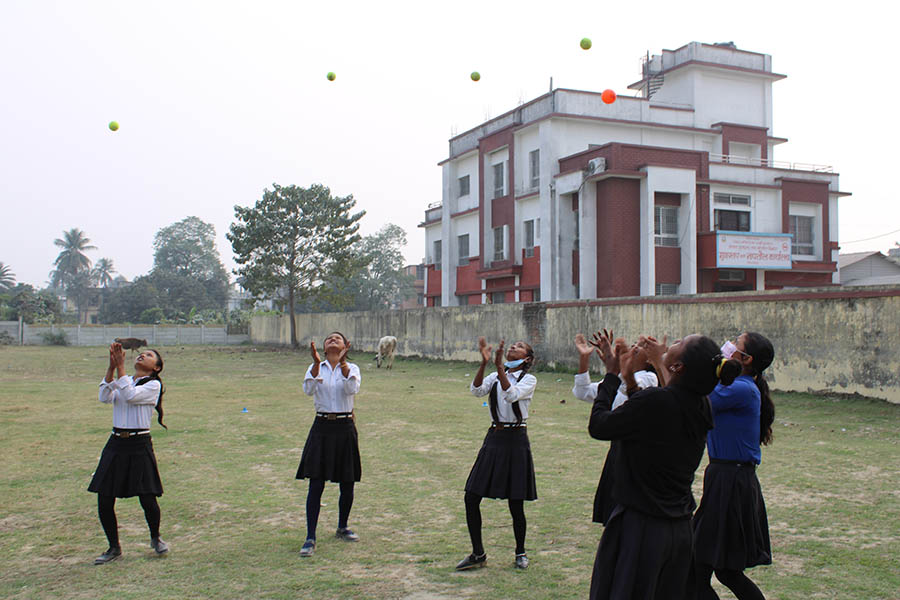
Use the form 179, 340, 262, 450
842, 228, 900, 244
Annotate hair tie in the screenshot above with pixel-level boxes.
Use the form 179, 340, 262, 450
716, 357, 727, 378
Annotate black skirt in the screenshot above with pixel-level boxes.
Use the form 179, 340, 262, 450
296, 417, 361, 483
692, 462, 772, 570
464, 427, 537, 501
590, 505, 695, 600
88, 434, 163, 498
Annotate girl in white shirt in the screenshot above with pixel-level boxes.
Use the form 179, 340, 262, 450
296, 332, 362, 557
573, 332, 660, 525
456, 338, 538, 572
88, 342, 168, 564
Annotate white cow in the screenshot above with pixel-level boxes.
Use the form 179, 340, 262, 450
376, 335, 397, 369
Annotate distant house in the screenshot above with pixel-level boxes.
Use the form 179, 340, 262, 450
227, 285, 274, 312
839, 252, 900, 286
397, 264, 425, 309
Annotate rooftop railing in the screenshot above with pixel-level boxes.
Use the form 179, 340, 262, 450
710, 153, 833, 173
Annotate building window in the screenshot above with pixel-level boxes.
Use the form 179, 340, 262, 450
524, 220, 535, 257
533, 288, 541, 302
491, 291, 505, 304
790, 215, 815, 255
493, 226, 505, 262
529, 149, 540, 189
417, 293, 424, 305
719, 269, 745, 281
433, 240, 442, 270
416, 265, 424, 280
457, 294, 469, 305
656, 283, 679, 295
714, 193, 751, 206
493, 162, 505, 199
654, 206, 679, 247
458, 175, 470, 198
715, 209, 751, 232
457, 234, 469, 266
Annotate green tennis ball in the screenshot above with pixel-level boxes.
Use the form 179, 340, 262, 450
470, 71, 480, 82
108, 121, 119, 132
326, 72, 336, 81
580, 38, 592, 50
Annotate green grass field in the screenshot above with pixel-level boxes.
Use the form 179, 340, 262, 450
1, 346, 898, 599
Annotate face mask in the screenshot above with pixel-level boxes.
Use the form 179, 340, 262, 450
720, 340, 738, 359
504, 359, 526, 369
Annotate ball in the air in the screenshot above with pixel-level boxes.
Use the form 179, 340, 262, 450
580, 38, 592, 50
326, 72, 336, 81
108, 121, 119, 131
601, 89, 616, 104
470, 71, 480, 82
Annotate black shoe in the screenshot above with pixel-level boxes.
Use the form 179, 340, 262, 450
335, 527, 360, 542
93, 547, 122, 565
455, 552, 487, 571
515, 553, 529, 569
151, 537, 169, 555
299, 539, 316, 557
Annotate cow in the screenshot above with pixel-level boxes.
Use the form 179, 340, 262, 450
115, 337, 148, 355
375, 335, 397, 369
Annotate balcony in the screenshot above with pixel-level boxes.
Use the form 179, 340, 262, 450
424, 202, 442, 224
709, 153, 832, 173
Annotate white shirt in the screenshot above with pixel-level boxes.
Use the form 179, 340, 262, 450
98, 375, 161, 429
572, 369, 658, 410
470, 370, 537, 423
303, 361, 361, 413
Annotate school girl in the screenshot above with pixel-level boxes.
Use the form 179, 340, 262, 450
572, 331, 659, 525
587, 333, 740, 599
456, 337, 537, 571
693, 332, 775, 600
88, 342, 168, 564
296, 332, 362, 557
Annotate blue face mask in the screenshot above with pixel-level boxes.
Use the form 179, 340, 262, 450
504, 358, 526, 369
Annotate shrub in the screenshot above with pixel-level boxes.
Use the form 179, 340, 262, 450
39, 330, 68, 346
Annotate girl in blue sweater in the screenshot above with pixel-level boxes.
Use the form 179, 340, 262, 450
693, 331, 775, 600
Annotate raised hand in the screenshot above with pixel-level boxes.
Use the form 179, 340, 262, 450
638, 334, 668, 364
337, 342, 352, 364
310, 341, 322, 364
478, 337, 492, 365
575, 333, 594, 358
111, 342, 126, 368
494, 340, 506, 369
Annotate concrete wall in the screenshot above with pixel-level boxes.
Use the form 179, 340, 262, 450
17, 324, 248, 346
251, 286, 900, 404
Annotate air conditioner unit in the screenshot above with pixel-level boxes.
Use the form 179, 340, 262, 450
587, 157, 606, 174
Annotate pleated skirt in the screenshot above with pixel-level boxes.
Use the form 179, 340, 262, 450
464, 427, 537, 501
296, 417, 362, 483
692, 462, 772, 570
593, 441, 620, 524
88, 434, 163, 498
590, 505, 695, 600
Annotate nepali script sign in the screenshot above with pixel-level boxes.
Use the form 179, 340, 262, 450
716, 233, 792, 270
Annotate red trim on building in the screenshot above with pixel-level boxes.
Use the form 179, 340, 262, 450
450, 206, 480, 219
596, 178, 642, 298
713, 122, 769, 160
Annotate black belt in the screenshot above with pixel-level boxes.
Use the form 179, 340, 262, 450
112, 428, 150, 438
316, 412, 353, 420
491, 422, 527, 430
710, 458, 756, 468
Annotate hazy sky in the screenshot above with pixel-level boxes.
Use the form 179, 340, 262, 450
2, 0, 897, 288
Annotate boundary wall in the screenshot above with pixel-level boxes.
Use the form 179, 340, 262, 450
251, 286, 900, 404
4, 323, 248, 346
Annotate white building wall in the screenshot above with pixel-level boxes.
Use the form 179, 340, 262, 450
453, 153, 479, 213
515, 127, 541, 196
694, 71, 769, 129
515, 196, 540, 259
642, 166, 698, 295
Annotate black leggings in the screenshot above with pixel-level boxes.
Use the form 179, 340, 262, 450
696, 563, 766, 600
97, 494, 161, 549
305, 479, 354, 540
464, 491, 526, 556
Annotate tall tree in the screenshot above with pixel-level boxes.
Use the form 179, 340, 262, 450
153, 216, 229, 311
93, 258, 116, 288
0, 262, 15, 292
52, 228, 96, 289
228, 183, 365, 347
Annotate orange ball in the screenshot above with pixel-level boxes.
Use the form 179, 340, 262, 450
601, 89, 616, 104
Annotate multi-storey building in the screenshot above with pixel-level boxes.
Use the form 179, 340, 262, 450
420, 41, 848, 306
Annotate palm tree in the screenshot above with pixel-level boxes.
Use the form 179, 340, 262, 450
53, 228, 96, 288
0, 262, 15, 291
93, 258, 116, 288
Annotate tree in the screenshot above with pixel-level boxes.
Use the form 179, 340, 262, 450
98, 278, 161, 324
0, 262, 15, 291
5, 284, 62, 324
228, 183, 365, 347
93, 258, 116, 288
152, 216, 229, 310
52, 228, 96, 289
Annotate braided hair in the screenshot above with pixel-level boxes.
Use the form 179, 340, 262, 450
134, 349, 167, 429
518, 342, 536, 374
679, 336, 741, 395
742, 332, 775, 445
